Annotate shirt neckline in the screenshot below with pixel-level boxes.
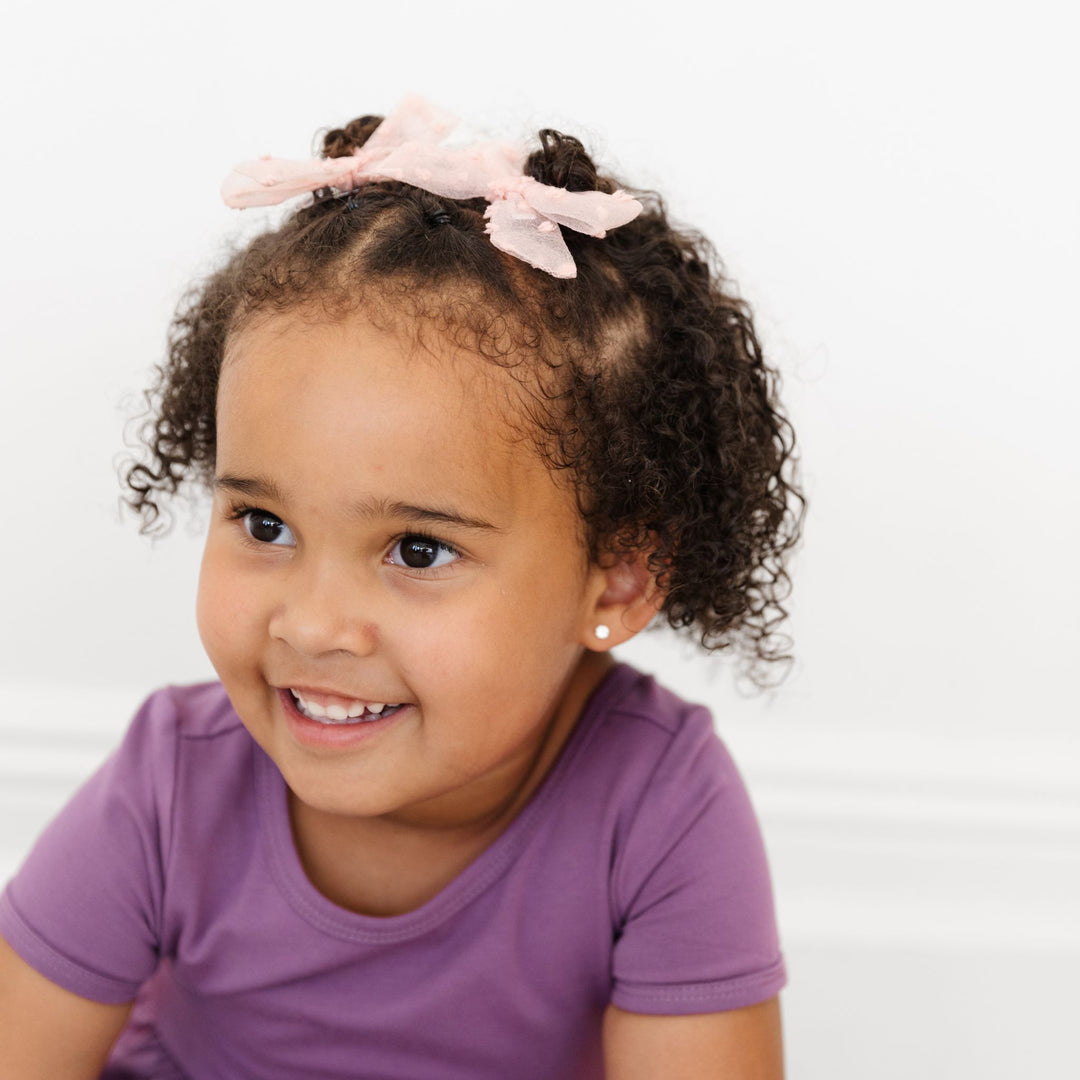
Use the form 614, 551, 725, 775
254, 661, 641, 943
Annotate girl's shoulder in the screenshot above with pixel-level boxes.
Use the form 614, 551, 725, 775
599, 662, 714, 734
124, 680, 244, 745
0, 681, 253, 1007
582, 663, 785, 1014
97, 681, 250, 808
578, 662, 746, 837
589, 662, 727, 778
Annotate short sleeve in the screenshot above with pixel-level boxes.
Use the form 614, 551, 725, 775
0, 688, 179, 1004
609, 709, 787, 1014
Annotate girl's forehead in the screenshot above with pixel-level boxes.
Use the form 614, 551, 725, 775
217, 311, 568, 522
223, 310, 515, 417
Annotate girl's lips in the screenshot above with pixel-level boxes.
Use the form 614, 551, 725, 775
277, 687, 408, 749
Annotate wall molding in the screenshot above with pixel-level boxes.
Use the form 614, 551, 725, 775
3, 682, 1078, 954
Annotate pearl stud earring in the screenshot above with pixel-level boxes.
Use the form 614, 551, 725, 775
594, 624, 611, 640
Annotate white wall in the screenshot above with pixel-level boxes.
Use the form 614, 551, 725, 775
2, 1, 1077, 1075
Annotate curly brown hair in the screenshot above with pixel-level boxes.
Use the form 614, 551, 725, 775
121, 112, 806, 689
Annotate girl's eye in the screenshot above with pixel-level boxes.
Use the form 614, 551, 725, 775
388, 534, 460, 571
237, 509, 295, 547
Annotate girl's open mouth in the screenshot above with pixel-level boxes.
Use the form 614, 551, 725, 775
288, 688, 405, 725
279, 688, 409, 747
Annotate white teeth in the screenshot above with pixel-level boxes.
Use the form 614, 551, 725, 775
289, 690, 398, 725
295, 692, 327, 718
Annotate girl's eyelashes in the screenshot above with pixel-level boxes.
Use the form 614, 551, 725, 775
386, 534, 461, 572
227, 505, 296, 547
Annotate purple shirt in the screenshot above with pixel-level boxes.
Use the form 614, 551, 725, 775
0, 663, 786, 1079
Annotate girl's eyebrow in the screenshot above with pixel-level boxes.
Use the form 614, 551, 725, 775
214, 474, 502, 532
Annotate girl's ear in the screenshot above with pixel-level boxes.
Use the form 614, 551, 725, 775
581, 549, 665, 650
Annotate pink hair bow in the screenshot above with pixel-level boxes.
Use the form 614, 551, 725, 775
220, 95, 643, 279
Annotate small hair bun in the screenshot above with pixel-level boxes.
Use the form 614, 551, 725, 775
320, 114, 384, 160
525, 129, 612, 194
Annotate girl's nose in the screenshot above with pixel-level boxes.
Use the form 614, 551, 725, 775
267, 561, 377, 659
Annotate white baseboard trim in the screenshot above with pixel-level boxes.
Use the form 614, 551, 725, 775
3, 681, 1078, 955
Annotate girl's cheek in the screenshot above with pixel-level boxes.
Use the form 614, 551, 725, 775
196, 539, 255, 646
195, 571, 230, 653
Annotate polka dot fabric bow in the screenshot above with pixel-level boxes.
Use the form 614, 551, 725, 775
220, 95, 643, 279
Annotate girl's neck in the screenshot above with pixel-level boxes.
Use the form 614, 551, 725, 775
286, 650, 616, 915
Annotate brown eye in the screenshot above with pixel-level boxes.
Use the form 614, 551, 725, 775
242, 510, 294, 546
389, 535, 459, 571
402, 538, 436, 567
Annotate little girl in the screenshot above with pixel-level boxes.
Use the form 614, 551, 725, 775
0, 96, 803, 1078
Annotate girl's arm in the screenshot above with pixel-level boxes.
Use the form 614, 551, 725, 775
602, 996, 784, 1080
0, 934, 133, 1079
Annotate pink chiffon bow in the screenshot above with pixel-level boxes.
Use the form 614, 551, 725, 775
220, 95, 643, 279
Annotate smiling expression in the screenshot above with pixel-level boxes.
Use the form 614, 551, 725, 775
196, 310, 612, 834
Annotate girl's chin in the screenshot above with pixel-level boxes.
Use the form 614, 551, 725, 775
286, 780, 399, 822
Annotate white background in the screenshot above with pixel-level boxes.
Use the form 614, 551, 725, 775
1, 1, 1077, 1075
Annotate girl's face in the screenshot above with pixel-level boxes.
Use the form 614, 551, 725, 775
196, 310, 611, 834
